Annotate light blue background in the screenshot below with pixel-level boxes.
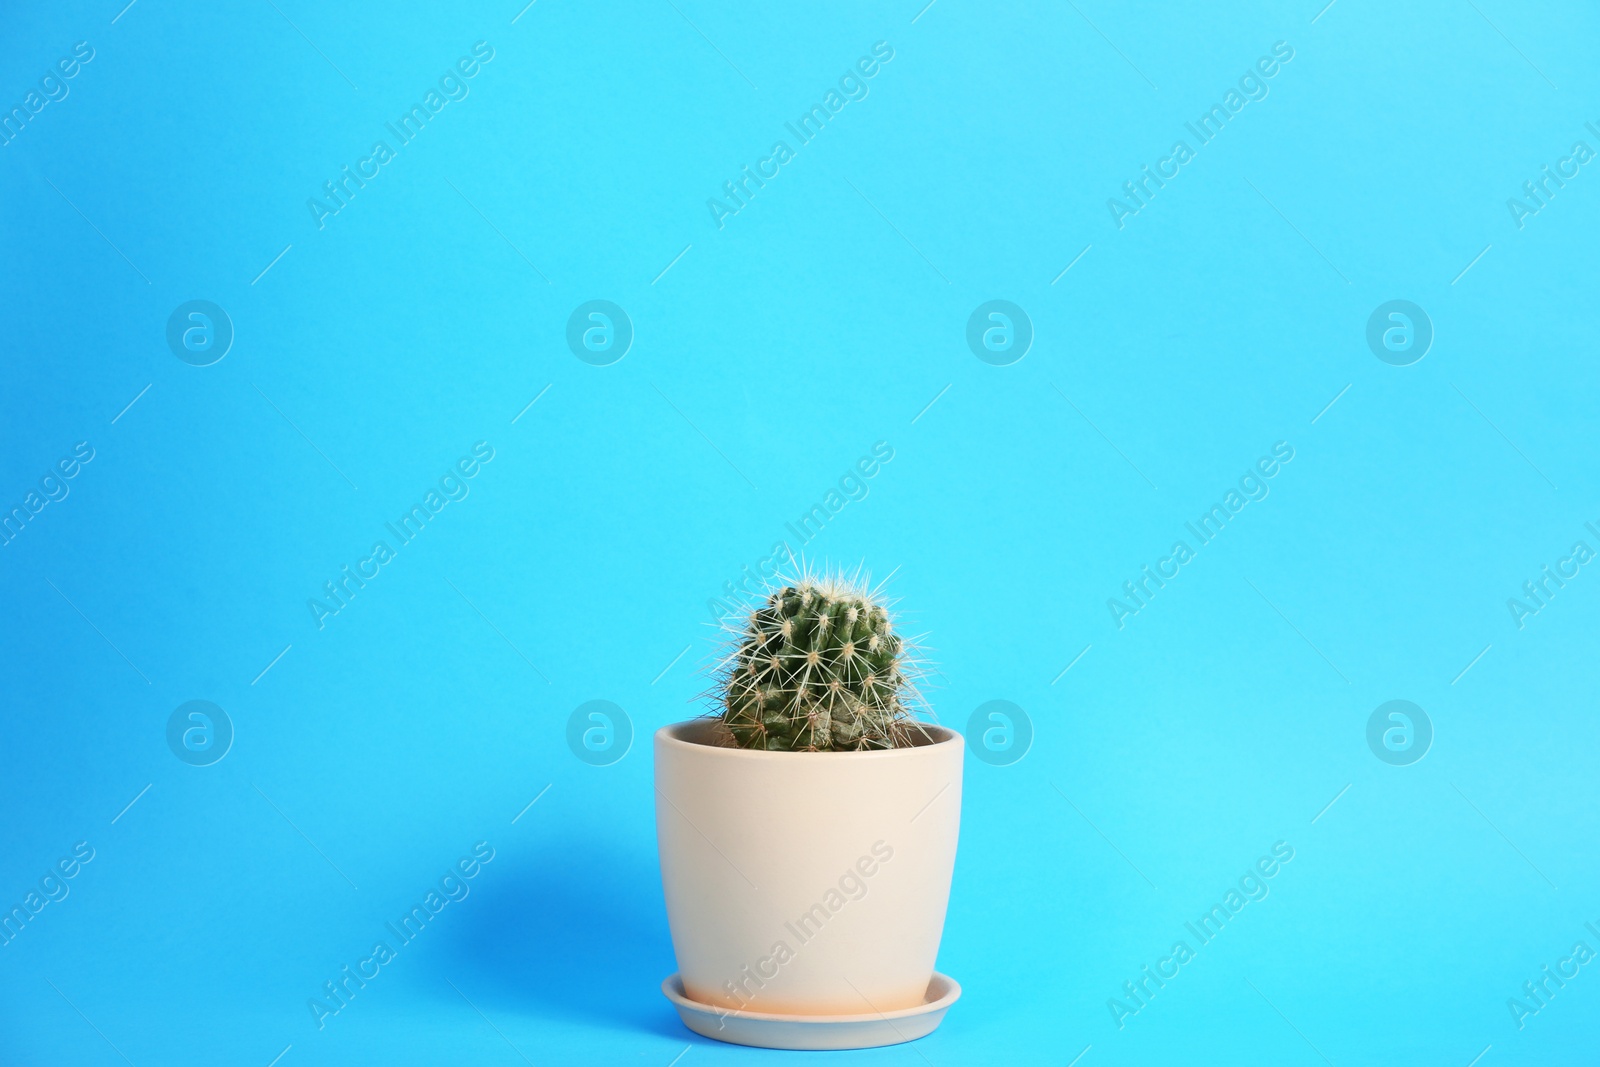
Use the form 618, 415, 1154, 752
3, 1, 1598, 1064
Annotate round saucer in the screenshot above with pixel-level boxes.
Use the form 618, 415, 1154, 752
660, 972, 960, 1050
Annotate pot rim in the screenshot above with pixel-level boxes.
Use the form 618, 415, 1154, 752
661, 971, 962, 1023
656, 717, 962, 760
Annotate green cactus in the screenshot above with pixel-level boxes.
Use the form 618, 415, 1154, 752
718, 573, 920, 751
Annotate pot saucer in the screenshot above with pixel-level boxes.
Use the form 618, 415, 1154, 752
661, 972, 960, 1050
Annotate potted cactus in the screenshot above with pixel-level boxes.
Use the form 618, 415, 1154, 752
655, 570, 963, 1050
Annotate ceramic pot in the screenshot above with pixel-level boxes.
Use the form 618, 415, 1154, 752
654, 718, 962, 1016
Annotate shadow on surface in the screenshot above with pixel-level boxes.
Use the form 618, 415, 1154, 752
437, 837, 687, 1039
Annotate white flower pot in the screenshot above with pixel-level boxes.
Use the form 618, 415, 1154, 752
654, 718, 963, 1017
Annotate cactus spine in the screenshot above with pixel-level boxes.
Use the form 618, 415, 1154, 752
719, 573, 918, 751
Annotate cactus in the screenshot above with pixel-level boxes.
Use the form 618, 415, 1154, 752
717, 571, 922, 751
